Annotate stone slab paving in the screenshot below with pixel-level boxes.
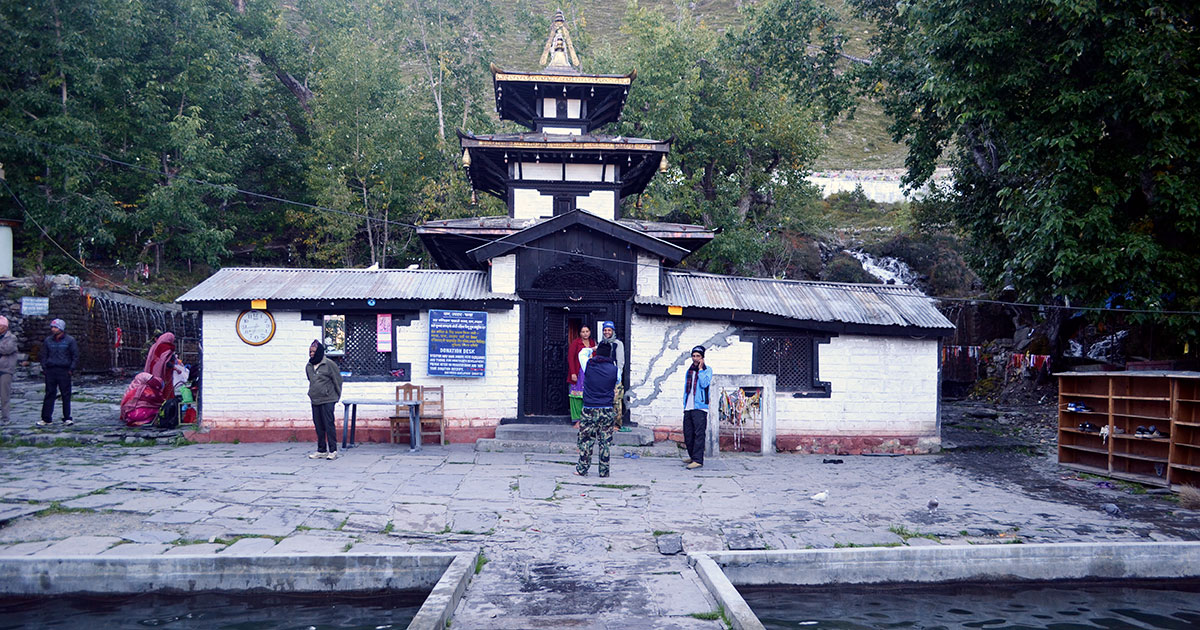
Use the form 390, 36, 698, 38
2, 400, 1200, 627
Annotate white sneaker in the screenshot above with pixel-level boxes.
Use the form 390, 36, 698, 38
326, 451, 339, 460
308, 451, 326, 459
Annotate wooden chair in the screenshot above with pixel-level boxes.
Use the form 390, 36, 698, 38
389, 384, 446, 446
420, 385, 445, 446
390, 383, 420, 444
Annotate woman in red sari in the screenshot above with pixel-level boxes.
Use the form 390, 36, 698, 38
567, 325, 596, 423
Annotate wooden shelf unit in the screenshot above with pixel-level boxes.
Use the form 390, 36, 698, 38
1058, 371, 1200, 490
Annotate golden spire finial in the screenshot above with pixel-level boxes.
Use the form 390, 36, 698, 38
538, 10, 580, 71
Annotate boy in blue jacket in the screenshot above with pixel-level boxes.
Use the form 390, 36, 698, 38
682, 345, 712, 469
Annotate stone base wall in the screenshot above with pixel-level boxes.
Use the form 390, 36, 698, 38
652, 428, 940, 455
185, 422, 497, 445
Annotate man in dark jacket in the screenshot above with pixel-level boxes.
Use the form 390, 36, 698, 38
306, 340, 344, 460
39, 318, 79, 427
576, 341, 618, 477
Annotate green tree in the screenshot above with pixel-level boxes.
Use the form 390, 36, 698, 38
597, 0, 838, 277
0, 0, 301, 274
853, 0, 1200, 345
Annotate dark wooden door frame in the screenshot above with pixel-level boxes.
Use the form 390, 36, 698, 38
515, 299, 625, 423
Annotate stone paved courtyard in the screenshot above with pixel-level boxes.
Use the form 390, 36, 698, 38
2, 377, 1199, 628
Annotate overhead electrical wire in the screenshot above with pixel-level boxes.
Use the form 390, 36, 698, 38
4, 127, 1200, 318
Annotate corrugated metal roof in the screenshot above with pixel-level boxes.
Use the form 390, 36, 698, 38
176, 267, 511, 303
639, 271, 954, 331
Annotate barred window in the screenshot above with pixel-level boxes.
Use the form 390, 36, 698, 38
753, 334, 830, 396
331, 314, 393, 381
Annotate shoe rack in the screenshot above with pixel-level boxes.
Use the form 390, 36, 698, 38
1058, 371, 1200, 490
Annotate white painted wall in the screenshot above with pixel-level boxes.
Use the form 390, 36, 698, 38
627, 313, 939, 438
200, 307, 520, 431
513, 188, 553, 219
0, 225, 12, 277
636, 254, 660, 298
519, 162, 562, 181
540, 98, 582, 119
627, 316, 752, 427
564, 163, 607, 182
489, 254, 517, 294
575, 190, 615, 220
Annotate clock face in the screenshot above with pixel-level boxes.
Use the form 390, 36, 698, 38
236, 310, 276, 346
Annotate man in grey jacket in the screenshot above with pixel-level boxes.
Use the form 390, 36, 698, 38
39, 318, 78, 427
601, 321, 627, 430
0, 316, 17, 424
306, 340, 343, 460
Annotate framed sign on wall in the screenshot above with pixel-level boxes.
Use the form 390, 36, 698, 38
236, 309, 276, 346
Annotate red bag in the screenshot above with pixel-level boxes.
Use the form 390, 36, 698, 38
120, 372, 165, 426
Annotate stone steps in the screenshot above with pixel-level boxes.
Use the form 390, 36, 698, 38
476, 424, 681, 456
493, 423, 655, 446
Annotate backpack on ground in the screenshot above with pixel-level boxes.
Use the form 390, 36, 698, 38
154, 395, 182, 429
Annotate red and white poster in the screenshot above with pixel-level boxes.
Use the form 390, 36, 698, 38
376, 314, 392, 352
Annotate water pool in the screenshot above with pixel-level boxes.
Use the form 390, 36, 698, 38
0, 589, 427, 629
739, 580, 1200, 630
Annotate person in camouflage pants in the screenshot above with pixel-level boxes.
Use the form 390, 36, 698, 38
577, 406, 617, 477
576, 341, 618, 477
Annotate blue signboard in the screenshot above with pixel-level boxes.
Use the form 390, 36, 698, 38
427, 310, 487, 378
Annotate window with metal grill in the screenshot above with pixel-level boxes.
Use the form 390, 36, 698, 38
333, 314, 392, 380
753, 334, 830, 396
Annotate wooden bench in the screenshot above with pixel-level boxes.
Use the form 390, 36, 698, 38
390, 384, 445, 446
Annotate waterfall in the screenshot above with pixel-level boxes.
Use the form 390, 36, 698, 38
843, 250, 921, 286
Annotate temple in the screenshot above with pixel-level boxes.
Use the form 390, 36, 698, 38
178, 11, 953, 453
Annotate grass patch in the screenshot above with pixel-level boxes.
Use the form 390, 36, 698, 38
595, 483, 635, 490
689, 611, 722, 621
888, 525, 941, 543
206, 534, 284, 546
653, 530, 676, 537
33, 502, 95, 517
342, 541, 354, 552
336, 517, 349, 531
118, 439, 160, 448
383, 521, 394, 534
474, 552, 489, 575
833, 542, 902, 549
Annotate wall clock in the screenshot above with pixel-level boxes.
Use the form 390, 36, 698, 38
236, 309, 276, 346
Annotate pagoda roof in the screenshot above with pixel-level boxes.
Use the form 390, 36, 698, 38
458, 130, 670, 200
418, 215, 713, 270
489, 10, 635, 130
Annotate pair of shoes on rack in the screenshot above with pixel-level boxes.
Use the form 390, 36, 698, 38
1134, 425, 1165, 439
1066, 402, 1094, 413
1078, 422, 1101, 433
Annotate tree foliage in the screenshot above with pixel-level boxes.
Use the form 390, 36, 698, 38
595, 0, 843, 277
0, 0, 852, 285
853, 0, 1200, 340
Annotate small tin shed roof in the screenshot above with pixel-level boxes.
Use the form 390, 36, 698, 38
638, 271, 954, 333
176, 267, 510, 304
